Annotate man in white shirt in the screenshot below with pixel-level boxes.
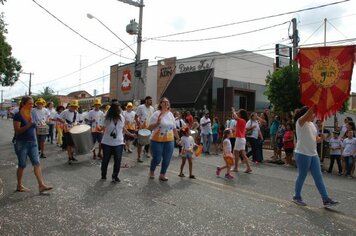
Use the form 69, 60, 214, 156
59, 100, 81, 164
200, 111, 212, 154
46, 101, 57, 144
135, 96, 154, 162
32, 98, 50, 159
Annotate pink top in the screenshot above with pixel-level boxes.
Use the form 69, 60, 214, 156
283, 130, 294, 149
235, 117, 247, 138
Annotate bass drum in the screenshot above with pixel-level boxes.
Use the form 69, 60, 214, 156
69, 124, 94, 155
137, 129, 151, 146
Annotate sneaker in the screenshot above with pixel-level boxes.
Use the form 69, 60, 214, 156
225, 173, 234, 179
216, 167, 221, 176
68, 159, 72, 165
112, 177, 120, 182
71, 157, 78, 162
323, 198, 339, 207
292, 197, 307, 206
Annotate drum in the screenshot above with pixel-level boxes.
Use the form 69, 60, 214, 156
138, 129, 151, 146
36, 125, 49, 135
69, 124, 94, 155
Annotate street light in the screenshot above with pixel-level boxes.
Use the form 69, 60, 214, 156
86, 13, 137, 57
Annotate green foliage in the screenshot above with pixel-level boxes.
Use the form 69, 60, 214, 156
33, 87, 60, 107
340, 98, 349, 113
264, 63, 302, 112
0, 12, 22, 86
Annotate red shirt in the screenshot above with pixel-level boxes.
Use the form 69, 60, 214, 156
283, 130, 294, 149
185, 114, 193, 128
235, 117, 247, 138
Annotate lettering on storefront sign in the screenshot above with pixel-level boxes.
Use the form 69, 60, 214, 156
178, 59, 214, 73
159, 65, 176, 78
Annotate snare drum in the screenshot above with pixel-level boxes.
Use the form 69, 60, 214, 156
36, 125, 49, 135
137, 129, 151, 146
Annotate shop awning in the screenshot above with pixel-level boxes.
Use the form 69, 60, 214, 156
161, 69, 213, 106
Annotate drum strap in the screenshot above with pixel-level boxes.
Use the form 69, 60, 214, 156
65, 112, 77, 125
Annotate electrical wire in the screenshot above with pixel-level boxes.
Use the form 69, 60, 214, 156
147, 21, 289, 42
145, 0, 350, 40
31, 0, 135, 61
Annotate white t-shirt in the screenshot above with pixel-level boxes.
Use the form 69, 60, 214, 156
246, 120, 260, 139
32, 108, 49, 125
181, 135, 195, 152
101, 115, 125, 146
200, 116, 212, 135
295, 120, 318, 156
175, 118, 186, 129
87, 109, 105, 132
47, 108, 57, 124
60, 109, 80, 125
136, 104, 154, 129
329, 137, 342, 155
149, 111, 175, 142
123, 110, 137, 130
342, 137, 356, 156
223, 138, 232, 155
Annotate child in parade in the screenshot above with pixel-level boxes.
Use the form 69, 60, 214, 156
328, 131, 343, 175
178, 126, 196, 179
341, 130, 356, 178
283, 122, 294, 167
216, 129, 234, 179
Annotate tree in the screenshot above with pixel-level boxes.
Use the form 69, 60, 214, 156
33, 87, 60, 107
264, 64, 302, 112
0, 12, 22, 86
0, 1, 7, 5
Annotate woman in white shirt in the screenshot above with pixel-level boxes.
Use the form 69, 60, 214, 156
292, 106, 338, 207
101, 100, 135, 182
148, 97, 179, 181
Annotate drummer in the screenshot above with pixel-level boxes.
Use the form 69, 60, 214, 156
32, 97, 50, 159
135, 96, 155, 163
123, 102, 136, 153
59, 100, 81, 164
87, 98, 104, 160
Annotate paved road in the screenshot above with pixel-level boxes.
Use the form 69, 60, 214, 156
0, 118, 355, 235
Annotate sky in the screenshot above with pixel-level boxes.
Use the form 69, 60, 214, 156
1, 0, 356, 101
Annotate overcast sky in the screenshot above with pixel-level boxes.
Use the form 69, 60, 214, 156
1, 0, 356, 100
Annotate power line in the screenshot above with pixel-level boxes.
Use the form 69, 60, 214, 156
145, 0, 350, 40
147, 21, 289, 42
31, 0, 135, 61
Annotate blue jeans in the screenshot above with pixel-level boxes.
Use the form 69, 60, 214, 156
150, 141, 174, 175
47, 123, 55, 143
343, 156, 354, 176
246, 137, 258, 161
202, 133, 212, 153
294, 152, 329, 201
101, 144, 124, 178
14, 140, 40, 168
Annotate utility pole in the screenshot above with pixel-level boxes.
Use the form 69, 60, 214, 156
291, 18, 299, 61
0, 89, 4, 110
22, 72, 34, 96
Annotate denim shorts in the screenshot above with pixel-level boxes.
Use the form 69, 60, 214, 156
14, 140, 40, 168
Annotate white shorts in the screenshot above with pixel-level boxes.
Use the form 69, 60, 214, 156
234, 137, 246, 151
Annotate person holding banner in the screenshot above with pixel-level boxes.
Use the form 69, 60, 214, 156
292, 106, 339, 207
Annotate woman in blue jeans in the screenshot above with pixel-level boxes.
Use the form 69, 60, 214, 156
13, 96, 53, 193
293, 106, 338, 207
148, 97, 179, 181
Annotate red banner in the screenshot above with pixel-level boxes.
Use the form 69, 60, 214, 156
298, 45, 355, 120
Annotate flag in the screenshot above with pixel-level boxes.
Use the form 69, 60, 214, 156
298, 45, 355, 120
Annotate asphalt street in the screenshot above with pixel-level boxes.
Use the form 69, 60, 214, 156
0, 118, 355, 235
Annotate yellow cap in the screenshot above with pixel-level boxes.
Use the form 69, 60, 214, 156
93, 98, 102, 106
35, 97, 46, 106
69, 100, 80, 107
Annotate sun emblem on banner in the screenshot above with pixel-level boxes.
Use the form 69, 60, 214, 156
121, 69, 132, 93
309, 56, 342, 88
298, 45, 355, 120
